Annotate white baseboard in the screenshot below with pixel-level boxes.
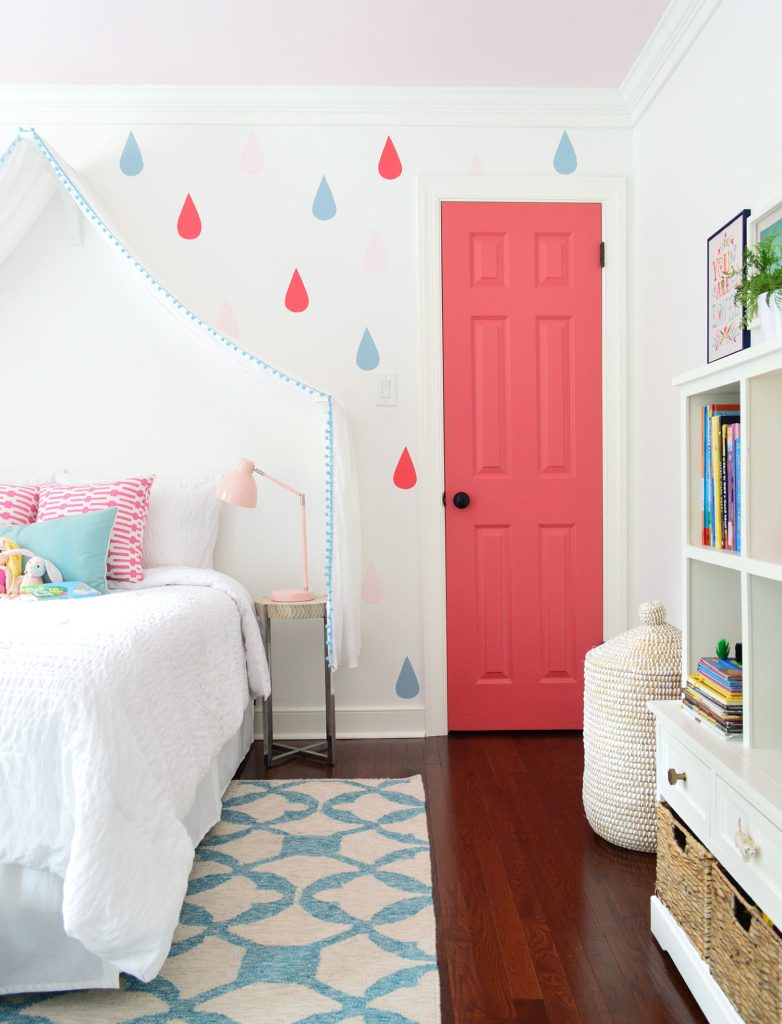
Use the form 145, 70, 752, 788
253, 703, 426, 740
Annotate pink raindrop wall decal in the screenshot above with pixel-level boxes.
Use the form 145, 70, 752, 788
395, 657, 420, 699
216, 300, 239, 339
285, 269, 309, 313
468, 153, 485, 175
364, 231, 387, 273
240, 131, 265, 174
177, 194, 202, 240
378, 135, 402, 179
362, 563, 384, 604
119, 131, 143, 176
393, 447, 417, 489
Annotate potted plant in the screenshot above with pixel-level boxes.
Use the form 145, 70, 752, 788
733, 235, 782, 341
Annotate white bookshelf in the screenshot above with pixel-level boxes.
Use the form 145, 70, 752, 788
675, 338, 782, 750
648, 340, 782, 1024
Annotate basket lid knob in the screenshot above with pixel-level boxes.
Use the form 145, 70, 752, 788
639, 600, 666, 625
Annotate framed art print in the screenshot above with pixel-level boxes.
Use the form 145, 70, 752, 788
753, 198, 782, 251
707, 209, 750, 363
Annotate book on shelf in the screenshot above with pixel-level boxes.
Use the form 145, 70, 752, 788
697, 656, 742, 685
686, 674, 742, 708
681, 694, 743, 736
702, 404, 740, 551
681, 658, 743, 737
687, 686, 742, 719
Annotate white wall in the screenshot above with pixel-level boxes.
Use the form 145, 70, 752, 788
0, 110, 631, 733
629, 0, 782, 627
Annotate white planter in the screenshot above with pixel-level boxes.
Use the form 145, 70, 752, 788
757, 291, 782, 342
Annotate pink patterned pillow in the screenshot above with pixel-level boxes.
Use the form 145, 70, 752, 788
0, 484, 39, 525
37, 477, 153, 582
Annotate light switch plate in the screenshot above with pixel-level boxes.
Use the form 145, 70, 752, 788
375, 372, 397, 406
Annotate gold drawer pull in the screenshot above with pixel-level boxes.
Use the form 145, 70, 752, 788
735, 818, 760, 862
667, 768, 687, 786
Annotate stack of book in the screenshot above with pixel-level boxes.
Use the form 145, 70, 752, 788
702, 403, 741, 551
682, 657, 743, 736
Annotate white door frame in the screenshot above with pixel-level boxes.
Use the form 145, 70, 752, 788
417, 175, 628, 736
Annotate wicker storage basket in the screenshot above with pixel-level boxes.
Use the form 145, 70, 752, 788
655, 801, 715, 960
582, 601, 682, 852
711, 867, 782, 1023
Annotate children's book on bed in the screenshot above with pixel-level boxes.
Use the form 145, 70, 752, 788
20, 581, 101, 600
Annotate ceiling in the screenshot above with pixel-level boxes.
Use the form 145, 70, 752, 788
0, 0, 669, 88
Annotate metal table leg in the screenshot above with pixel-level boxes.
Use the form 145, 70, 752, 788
261, 606, 274, 769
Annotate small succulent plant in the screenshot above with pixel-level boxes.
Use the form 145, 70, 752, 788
716, 638, 731, 660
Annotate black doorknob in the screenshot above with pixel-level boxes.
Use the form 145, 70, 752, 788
453, 491, 471, 509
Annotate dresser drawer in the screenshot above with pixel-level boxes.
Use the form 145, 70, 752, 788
713, 777, 782, 926
656, 728, 711, 838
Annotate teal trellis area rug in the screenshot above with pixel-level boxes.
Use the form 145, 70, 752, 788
2, 777, 440, 1024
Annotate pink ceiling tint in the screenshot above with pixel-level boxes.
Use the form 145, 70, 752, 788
0, 0, 668, 87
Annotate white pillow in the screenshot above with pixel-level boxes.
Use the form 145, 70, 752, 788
142, 479, 222, 569
54, 472, 221, 569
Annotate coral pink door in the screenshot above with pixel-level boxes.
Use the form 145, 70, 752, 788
442, 202, 603, 730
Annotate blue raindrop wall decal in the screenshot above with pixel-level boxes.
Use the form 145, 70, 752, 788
356, 328, 380, 370
553, 130, 577, 175
119, 131, 143, 176
395, 657, 420, 699
312, 175, 337, 220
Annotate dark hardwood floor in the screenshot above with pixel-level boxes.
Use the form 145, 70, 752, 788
237, 733, 706, 1024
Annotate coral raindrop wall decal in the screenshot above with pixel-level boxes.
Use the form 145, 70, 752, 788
393, 447, 417, 489
285, 269, 309, 313
119, 131, 143, 176
312, 175, 337, 220
378, 135, 403, 179
553, 130, 578, 175
216, 300, 239, 339
364, 231, 387, 273
177, 194, 202, 240
362, 563, 384, 604
356, 328, 380, 370
395, 657, 420, 699
240, 131, 265, 174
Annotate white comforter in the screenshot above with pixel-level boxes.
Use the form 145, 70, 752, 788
0, 567, 269, 981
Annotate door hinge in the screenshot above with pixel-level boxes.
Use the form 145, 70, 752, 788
600, 241, 606, 268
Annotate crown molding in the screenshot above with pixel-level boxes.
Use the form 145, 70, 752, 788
0, 84, 630, 129
620, 0, 723, 125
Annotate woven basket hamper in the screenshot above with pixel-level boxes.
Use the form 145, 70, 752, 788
655, 801, 715, 960
711, 866, 782, 1023
582, 601, 682, 852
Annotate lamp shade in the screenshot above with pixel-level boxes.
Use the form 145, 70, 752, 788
216, 458, 258, 508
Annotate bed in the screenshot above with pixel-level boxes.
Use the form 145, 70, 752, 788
0, 566, 269, 995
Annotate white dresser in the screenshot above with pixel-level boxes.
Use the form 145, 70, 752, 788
650, 342, 782, 1024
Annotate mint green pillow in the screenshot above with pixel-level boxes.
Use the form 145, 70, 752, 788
0, 507, 117, 594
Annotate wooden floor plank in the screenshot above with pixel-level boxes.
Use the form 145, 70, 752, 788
237, 733, 706, 1024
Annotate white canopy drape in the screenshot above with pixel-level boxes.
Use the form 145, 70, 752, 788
0, 129, 361, 669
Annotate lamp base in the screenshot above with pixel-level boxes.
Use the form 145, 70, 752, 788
270, 588, 316, 603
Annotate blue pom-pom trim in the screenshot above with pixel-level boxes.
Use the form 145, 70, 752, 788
2, 128, 339, 668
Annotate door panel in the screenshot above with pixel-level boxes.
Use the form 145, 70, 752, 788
442, 202, 603, 730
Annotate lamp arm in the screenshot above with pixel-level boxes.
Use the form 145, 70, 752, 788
253, 467, 309, 593
253, 467, 303, 498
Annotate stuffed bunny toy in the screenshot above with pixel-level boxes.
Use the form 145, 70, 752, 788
0, 549, 63, 598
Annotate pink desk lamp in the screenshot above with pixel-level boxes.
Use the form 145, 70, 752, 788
217, 458, 315, 602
